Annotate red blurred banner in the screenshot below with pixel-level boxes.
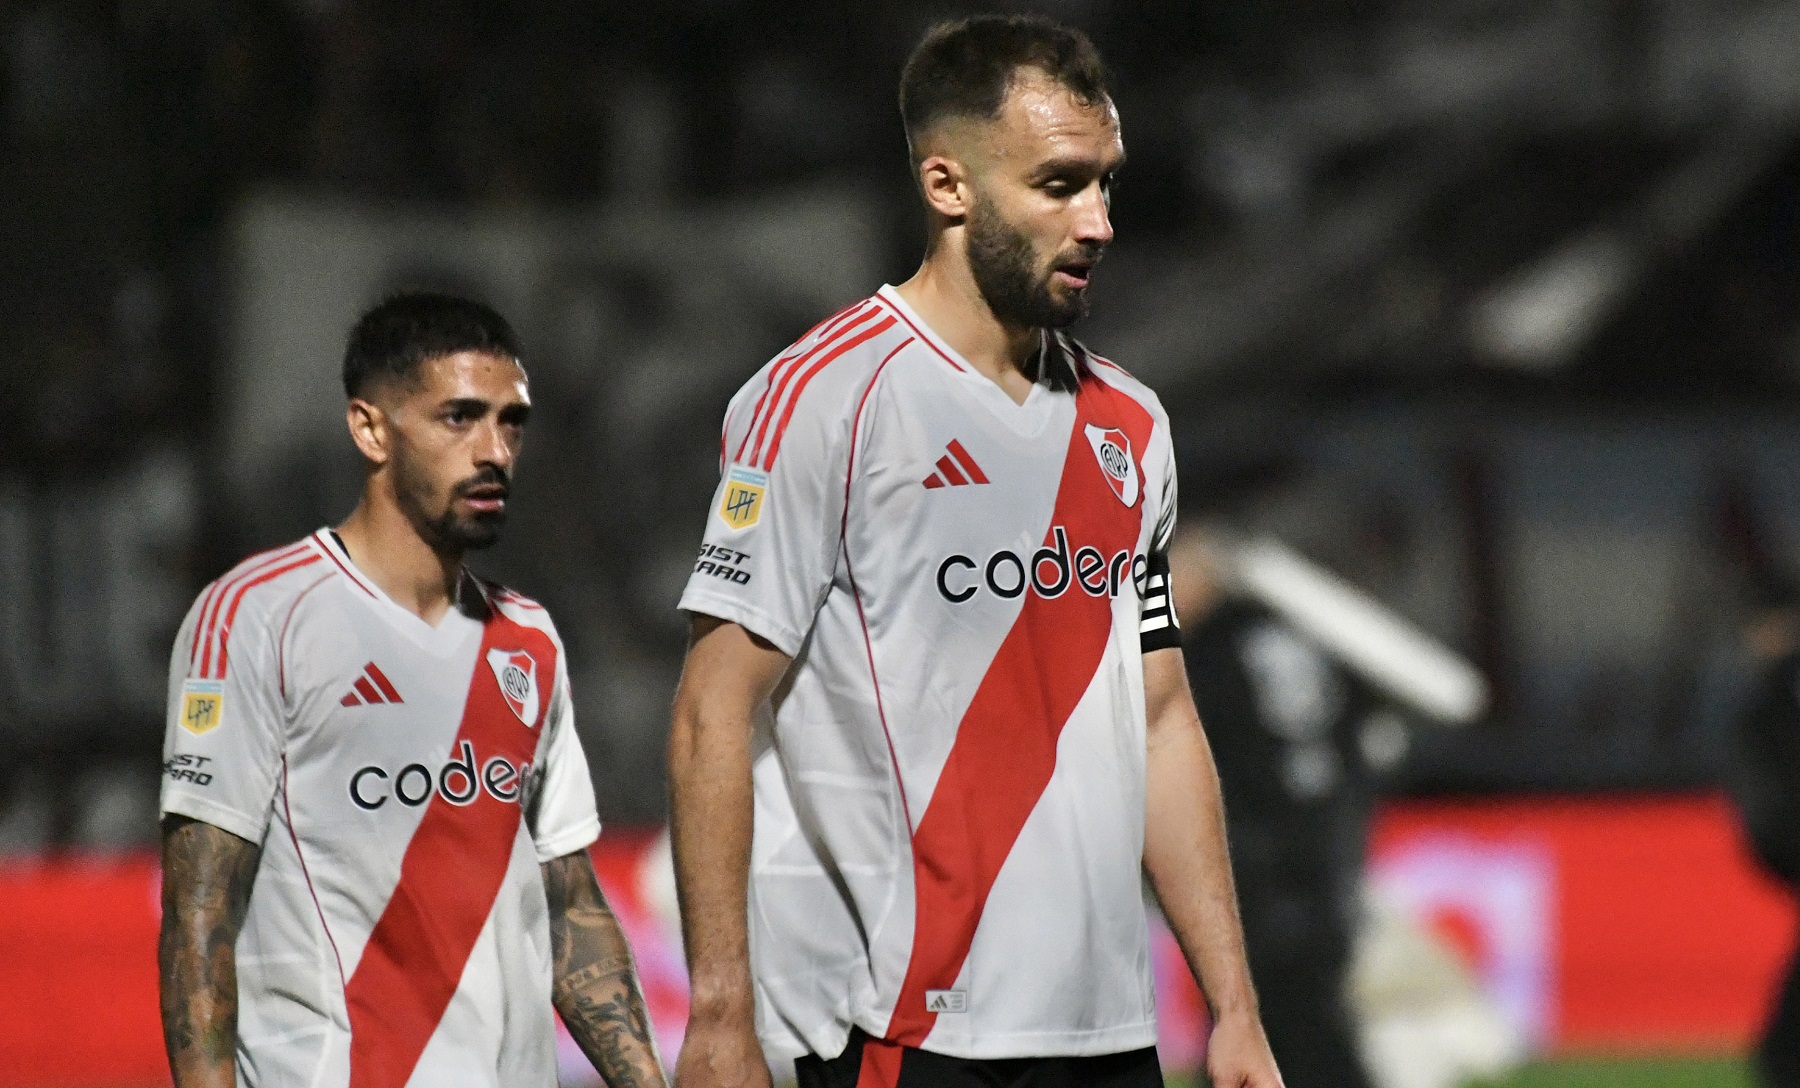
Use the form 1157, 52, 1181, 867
1, 794, 1794, 1086
1369, 792, 1798, 1053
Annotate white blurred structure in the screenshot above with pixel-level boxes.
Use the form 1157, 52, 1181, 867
1350, 887, 1528, 1088
1224, 535, 1490, 726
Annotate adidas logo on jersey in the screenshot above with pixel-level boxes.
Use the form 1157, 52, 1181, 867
340, 662, 403, 707
925, 989, 968, 1014
922, 439, 989, 489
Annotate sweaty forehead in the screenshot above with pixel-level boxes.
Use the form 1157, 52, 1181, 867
399, 351, 528, 402
978, 72, 1121, 164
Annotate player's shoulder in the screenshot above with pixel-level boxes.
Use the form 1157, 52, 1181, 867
1071, 337, 1168, 422
187, 533, 335, 628
180, 533, 336, 681
723, 292, 914, 469
480, 579, 564, 643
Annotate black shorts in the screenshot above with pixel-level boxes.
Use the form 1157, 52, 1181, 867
793, 1028, 1162, 1088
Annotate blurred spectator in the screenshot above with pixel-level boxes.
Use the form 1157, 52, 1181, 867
1725, 574, 1800, 1086
1168, 521, 1381, 1088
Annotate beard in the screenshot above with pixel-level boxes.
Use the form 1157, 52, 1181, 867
966, 197, 1096, 329
395, 455, 508, 554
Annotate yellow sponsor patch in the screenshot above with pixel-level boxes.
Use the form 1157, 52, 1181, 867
180, 680, 225, 736
717, 466, 768, 531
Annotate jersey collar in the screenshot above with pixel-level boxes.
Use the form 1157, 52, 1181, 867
310, 529, 484, 650
876, 284, 1080, 391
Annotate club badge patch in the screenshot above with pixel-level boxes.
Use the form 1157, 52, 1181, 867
1084, 424, 1139, 507
486, 648, 540, 727
717, 465, 767, 531
180, 679, 224, 735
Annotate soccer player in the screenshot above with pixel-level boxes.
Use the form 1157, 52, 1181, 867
668, 16, 1281, 1088
157, 294, 666, 1088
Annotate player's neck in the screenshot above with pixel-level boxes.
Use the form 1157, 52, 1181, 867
895, 260, 1041, 406
335, 499, 464, 626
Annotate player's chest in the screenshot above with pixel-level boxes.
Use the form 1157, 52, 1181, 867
282, 610, 551, 774
851, 377, 1151, 562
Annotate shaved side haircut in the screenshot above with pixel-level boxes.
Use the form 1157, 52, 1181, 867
898, 14, 1109, 156
342, 292, 521, 399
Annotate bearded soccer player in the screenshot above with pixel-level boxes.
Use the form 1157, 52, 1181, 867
157, 294, 666, 1088
668, 16, 1281, 1088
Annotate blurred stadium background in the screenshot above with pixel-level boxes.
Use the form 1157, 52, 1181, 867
3, 0, 1800, 1085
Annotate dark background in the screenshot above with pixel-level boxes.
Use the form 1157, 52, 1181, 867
6, 0, 1800, 849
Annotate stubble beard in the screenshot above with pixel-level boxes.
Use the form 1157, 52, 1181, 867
393, 449, 505, 556
966, 196, 1091, 330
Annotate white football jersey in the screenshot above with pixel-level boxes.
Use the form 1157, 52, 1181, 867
160, 529, 600, 1088
678, 286, 1181, 1062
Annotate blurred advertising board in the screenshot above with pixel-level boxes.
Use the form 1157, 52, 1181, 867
1367, 793, 1796, 1053
0, 795, 1791, 1086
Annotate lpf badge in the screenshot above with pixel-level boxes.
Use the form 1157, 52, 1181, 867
1084, 424, 1139, 507
180, 679, 225, 735
486, 649, 540, 727
717, 465, 767, 531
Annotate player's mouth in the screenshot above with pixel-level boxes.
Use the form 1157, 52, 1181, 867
1052, 257, 1097, 290
458, 484, 509, 515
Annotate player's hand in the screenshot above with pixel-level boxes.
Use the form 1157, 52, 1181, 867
1205, 1008, 1284, 1088
674, 1014, 772, 1088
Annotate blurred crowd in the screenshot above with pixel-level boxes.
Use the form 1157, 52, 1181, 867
6, 0, 1800, 865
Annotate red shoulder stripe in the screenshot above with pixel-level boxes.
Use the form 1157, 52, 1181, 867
740, 303, 879, 466
191, 541, 310, 671
191, 542, 312, 675
187, 581, 225, 674
760, 315, 898, 470
732, 300, 873, 465
743, 305, 883, 467
208, 554, 324, 679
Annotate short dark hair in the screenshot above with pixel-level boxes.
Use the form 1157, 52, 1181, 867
341, 292, 522, 399
899, 15, 1109, 147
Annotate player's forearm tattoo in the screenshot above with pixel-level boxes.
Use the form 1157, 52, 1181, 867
544, 852, 667, 1088
159, 817, 260, 1088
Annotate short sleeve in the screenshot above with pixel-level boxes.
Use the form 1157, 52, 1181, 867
161, 587, 285, 843
1139, 415, 1181, 652
677, 375, 851, 656
526, 653, 601, 862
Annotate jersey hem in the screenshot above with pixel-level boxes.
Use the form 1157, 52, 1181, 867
532, 815, 602, 863
777, 1017, 1161, 1062
160, 792, 268, 844
677, 593, 806, 659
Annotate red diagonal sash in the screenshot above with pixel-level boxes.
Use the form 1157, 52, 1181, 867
880, 376, 1155, 1054
344, 612, 555, 1088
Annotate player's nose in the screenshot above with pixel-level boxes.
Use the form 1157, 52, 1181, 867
1072, 187, 1113, 248
476, 420, 516, 468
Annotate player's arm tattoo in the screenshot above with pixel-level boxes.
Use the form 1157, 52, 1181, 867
543, 850, 668, 1088
159, 816, 261, 1088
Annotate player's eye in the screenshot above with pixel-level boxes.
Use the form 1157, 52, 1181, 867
443, 400, 488, 427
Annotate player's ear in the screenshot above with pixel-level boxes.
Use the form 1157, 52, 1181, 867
346, 397, 392, 466
917, 151, 973, 221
